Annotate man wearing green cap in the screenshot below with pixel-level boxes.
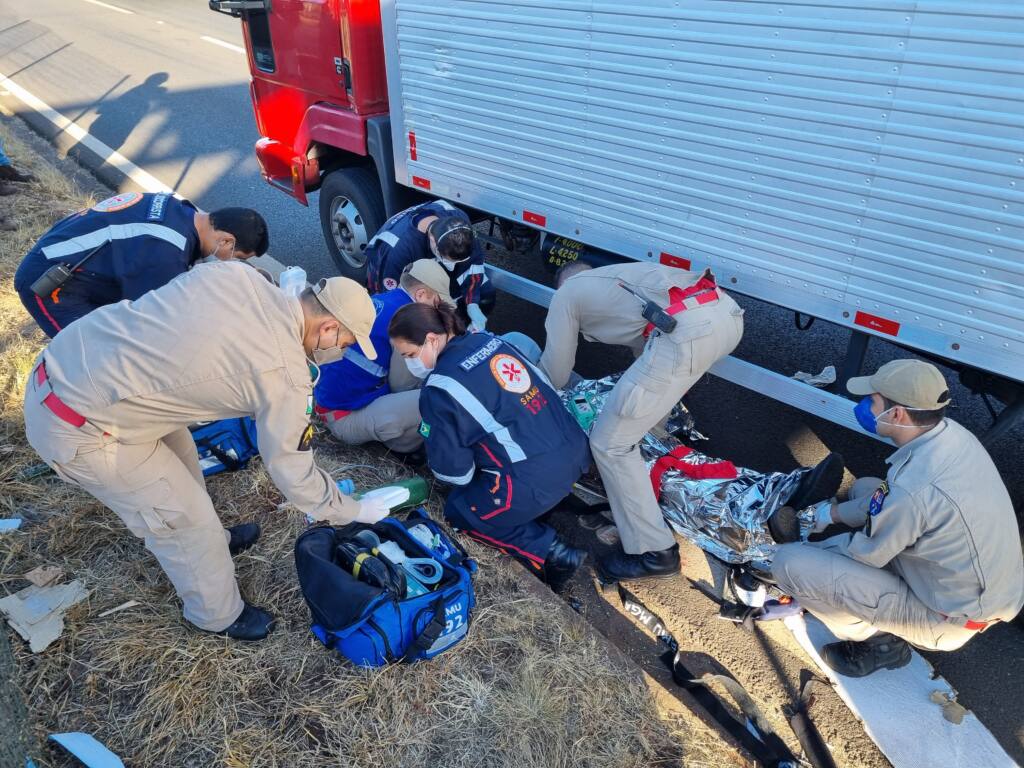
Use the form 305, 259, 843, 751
22, 261, 391, 641
771, 359, 1024, 677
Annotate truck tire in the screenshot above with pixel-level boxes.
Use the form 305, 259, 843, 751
318, 166, 386, 281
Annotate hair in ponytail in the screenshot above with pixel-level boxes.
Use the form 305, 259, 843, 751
388, 301, 466, 344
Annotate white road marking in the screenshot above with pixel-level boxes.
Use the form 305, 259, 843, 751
0, 69, 280, 276
200, 36, 245, 55
0, 70, 170, 193
81, 0, 134, 15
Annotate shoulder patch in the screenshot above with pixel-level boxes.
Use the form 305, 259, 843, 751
383, 277, 398, 290
490, 353, 531, 394
868, 481, 889, 517
146, 192, 171, 221
298, 423, 315, 452
419, 421, 431, 438
92, 191, 144, 213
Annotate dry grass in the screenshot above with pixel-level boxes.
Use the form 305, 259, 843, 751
0, 121, 725, 767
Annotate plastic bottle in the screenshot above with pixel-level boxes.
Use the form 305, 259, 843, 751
354, 477, 429, 513
278, 265, 307, 297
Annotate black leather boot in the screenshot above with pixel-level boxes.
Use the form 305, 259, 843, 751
543, 537, 586, 591
786, 452, 845, 512
212, 603, 275, 641
228, 523, 261, 556
597, 543, 680, 583
821, 632, 911, 677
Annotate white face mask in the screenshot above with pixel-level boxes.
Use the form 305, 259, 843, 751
405, 356, 432, 379
438, 256, 460, 272
200, 240, 233, 264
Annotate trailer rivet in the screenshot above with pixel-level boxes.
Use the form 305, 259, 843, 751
730, 277, 737, 284
843, 311, 850, 318
952, 343, 961, 351
575, 229, 580, 235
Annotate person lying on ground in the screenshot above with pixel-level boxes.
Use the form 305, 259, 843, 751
769, 360, 1024, 677
23, 263, 388, 641
388, 301, 590, 591
14, 191, 268, 336
539, 260, 744, 583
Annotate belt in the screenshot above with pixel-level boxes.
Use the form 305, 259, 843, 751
314, 404, 352, 424
642, 274, 720, 338
941, 613, 997, 632
33, 362, 89, 428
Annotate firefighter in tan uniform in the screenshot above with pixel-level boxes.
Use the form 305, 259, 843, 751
771, 360, 1024, 677
539, 261, 744, 581
22, 262, 392, 641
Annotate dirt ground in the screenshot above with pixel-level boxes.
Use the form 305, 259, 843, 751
0, 119, 731, 768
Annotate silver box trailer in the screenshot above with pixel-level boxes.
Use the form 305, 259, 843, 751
380, 0, 1023, 438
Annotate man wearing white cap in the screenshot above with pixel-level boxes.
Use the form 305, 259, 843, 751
314, 259, 456, 456
771, 359, 1024, 677
23, 261, 390, 641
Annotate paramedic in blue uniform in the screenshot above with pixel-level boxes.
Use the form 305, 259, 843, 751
14, 191, 269, 336
388, 302, 590, 590
365, 199, 494, 331
314, 259, 455, 456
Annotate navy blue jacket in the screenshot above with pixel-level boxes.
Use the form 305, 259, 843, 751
14, 192, 201, 314
419, 333, 590, 506
364, 200, 493, 307
315, 287, 412, 411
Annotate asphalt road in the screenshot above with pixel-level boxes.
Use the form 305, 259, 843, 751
0, 0, 1021, 763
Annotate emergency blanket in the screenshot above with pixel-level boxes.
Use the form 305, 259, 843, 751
563, 376, 814, 563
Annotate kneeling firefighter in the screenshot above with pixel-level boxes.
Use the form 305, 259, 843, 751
388, 302, 590, 590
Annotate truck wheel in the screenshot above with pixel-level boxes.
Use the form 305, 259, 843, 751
318, 166, 386, 281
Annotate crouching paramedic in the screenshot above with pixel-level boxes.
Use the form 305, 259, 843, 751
365, 199, 494, 331
315, 259, 456, 456
14, 191, 268, 336
23, 262, 392, 641
540, 261, 744, 582
388, 302, 591, 590
770, 360, 1024, 677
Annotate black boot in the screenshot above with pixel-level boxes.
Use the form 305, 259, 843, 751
543, 537, 586, 592
212, 603, 275, 641
821, 632, 911, 677
228, 523, 261, 556
767, 505, 801, 543
0, 165, 33, 183
597, 543, 680, 583
786, 452, 845, 511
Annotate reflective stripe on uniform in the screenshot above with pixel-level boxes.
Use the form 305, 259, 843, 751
369, 230, 400, 248
457, 263, 487, 285
42, 223, 188, 260
432, 465, 475, 485
426, 374, 527, 463
344, 350, 388, 379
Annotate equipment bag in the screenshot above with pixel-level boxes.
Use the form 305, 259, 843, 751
295, 508, 476, 667
189, 417, 260, 477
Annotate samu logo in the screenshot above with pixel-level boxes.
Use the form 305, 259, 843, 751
444, 602, 465, 633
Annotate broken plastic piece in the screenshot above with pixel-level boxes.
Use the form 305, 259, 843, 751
793, 365, 837, 388
97, 600, 141, 618
48, 733, 124, 768
0, 580, 89, 652
0, 518, 22, 532
24, 566, 63, 587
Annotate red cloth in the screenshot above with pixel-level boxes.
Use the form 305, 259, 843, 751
650, 445, 739, 496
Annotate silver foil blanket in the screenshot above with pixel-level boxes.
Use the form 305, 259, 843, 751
563, 376, 813, 563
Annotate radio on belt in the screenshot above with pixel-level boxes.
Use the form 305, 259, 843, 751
29, 241, 108, 299
618, 282, 678, 334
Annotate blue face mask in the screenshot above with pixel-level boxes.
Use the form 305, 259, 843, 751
854, 396, 878, 433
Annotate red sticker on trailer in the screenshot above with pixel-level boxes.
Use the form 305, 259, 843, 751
659, 252, 692, 270
854, 311, 901, 337
412, 176, 431, 190
522, 210, 546, 227
408, 131, 417, 161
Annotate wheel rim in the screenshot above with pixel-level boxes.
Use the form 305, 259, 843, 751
329, 195, 370, 269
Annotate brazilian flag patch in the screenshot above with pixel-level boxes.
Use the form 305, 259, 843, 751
306, 395, 313, 416
419, 421, 431, 439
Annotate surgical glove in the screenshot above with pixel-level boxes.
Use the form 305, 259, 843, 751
466, 303, 488, 332
811, 498, 836, 533
355, 495, 391, 524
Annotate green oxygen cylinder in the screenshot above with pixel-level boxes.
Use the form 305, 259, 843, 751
354, 476, 430, 513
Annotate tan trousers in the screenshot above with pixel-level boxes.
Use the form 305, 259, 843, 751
590, 296, 744, 554
771, 478, 975, 651
325, 390, 422, 453
23, 374, 243, 632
